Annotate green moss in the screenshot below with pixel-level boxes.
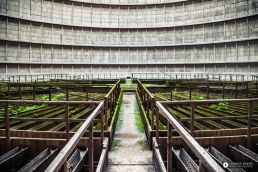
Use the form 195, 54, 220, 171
174, 91, 205, 100
11, 104, 46, 115
156, 90, 206, 100
210, 102, 229, 110
37, 95, 49, 101
121, 79, 136, 90
136, 91, 165, 130
191, 94, 205, 100
135, 101, 144, 133
115, 101, 124, 132
52, 93, 66, 100
37, 93, 66, 101
125, 79, 132, 85
87, 93, 106, 101
151, 111, 166, 130
108, 92, 123, 131
137, 138, 149, 150
158, 121, 166, 130
172, 84, 181, 92
111, 139, 121, 151
10, 93, 67, 115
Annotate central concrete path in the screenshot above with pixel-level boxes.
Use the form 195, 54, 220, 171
106, 92, 156, 172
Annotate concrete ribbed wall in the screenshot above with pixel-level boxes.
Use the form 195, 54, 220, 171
0, 0, 258, 76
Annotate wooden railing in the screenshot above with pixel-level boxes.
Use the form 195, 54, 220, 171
160, 98, 258, 150
132, 72, 258, 82
0, 73, 123, 83
0, 74, 76, 83
45, 101, 104, 172
137, 79, 225, 171
137, 79, 257, 171
156, 101, 225, 172
0, 79, 121, 172
43, 80, 120, 172
1, 82, 112, 100
104, 80, 121, 129
137, 79, 156, 129
0, 100, 101, 150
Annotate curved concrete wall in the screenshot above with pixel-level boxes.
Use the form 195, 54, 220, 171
0, 0, 258, 76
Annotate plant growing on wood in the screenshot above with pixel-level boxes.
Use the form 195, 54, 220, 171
37, 93, 66, 101
209, 102, 229, 110
11, 104, 45, 115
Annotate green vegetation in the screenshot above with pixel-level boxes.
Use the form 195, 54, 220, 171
150, 111, 166, 130
115, 101, 124, 132
51, 93, 66, 100
87, 93, 106, 101
135, 101, 144, 133
111, 139, 121, 151
10, 93, 66, 115
209, 102, 229, 110
121, 79, 136, 90
37, 93, 66, 101
137, 138, 149, 150
190, 94, 205, 100
125, 78, 132, 85
172, 85, 205, 100
157, 119, 166, 130
11, 104, 46, 115
37, 95, 49, 100
175, 92, 205, 100
136, 92, 166, 130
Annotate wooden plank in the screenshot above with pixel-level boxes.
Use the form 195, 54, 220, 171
247, 101, 253, 149
180, 115, 258, 121
4, 103, 10, 150
167, 123, 172, 172
0, 117, 88, 122
159, 98, 258, 105
89, 123, 93, 172
65, 103, 70, 141
96, 139, 109, 172
0, 129, 111, 139
190, 103, 195, 135
0, 100, 101, 105
152, 138, 166, 172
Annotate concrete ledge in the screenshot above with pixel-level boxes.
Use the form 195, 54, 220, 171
1, 11, 257, 29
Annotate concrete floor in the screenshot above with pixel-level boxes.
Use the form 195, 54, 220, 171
106, 93, 156, 172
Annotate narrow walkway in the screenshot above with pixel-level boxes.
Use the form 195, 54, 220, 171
106, 92, 156, 172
